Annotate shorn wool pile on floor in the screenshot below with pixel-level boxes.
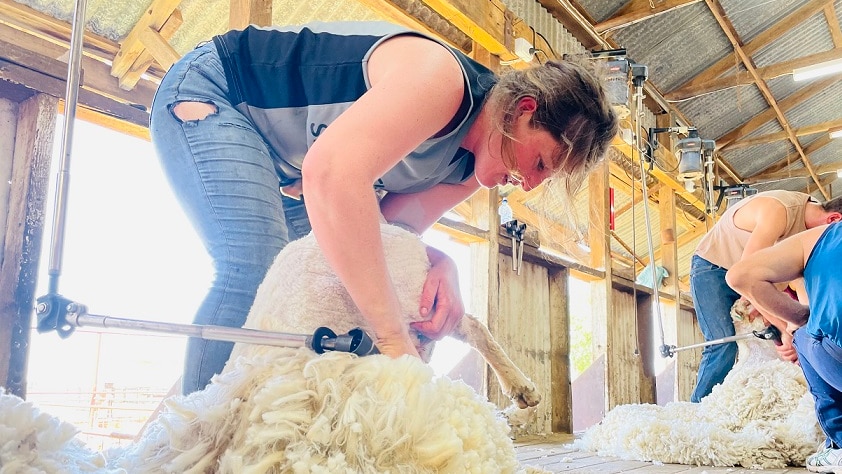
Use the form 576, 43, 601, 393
576, 314, 823, 469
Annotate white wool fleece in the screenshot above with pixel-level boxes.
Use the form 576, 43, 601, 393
110, 349, 523, 473
575, 316, 823, 469
0, 391, 114, 473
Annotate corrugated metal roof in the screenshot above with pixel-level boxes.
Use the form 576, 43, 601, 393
722, 0, 813, 43
752, 10, 832, 67
721, 140, 797, 177
787, 81, 842, 128
675, 85, 768, 140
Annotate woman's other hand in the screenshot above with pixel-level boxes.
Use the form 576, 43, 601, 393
410, 246, 465, 340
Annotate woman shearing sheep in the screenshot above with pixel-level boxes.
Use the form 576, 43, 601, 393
150, 21, 618, 394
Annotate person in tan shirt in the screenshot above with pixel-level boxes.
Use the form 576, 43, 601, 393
689, 190, 842, 402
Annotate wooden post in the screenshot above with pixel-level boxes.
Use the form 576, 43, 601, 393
585, 160, 611, 420
549, 267, 571, 433
0, 93, 57, 397
229, 0, 272, 30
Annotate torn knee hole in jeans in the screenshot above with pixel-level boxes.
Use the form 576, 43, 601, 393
171, 101, 218, 122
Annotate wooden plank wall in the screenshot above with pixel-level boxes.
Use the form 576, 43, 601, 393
0, 91, 57, 396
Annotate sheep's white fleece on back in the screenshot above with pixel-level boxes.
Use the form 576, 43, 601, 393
575, 316, 823, 468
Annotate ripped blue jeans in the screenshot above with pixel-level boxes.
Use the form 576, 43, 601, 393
150, 43, 312, 394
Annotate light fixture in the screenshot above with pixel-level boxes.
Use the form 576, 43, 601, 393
837, 169, 842, 178
830, 127, 842, 139
792, 58, 842, 81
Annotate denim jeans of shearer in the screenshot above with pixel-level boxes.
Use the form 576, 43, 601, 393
794, 328, 842, 448
150, 43, 313, 395
689, 254, 741, 403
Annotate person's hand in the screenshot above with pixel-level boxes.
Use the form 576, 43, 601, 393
374, 327, 421, 359
410, 248, 465, 340
775, 330, 798, 364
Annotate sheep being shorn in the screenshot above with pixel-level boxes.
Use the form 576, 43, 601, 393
2, 224, 548, 473
575, 303, 823, 469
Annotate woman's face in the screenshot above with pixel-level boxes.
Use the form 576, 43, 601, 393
474, 98, 564, 192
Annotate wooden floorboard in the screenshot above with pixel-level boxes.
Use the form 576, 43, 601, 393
514, 434, 811, 473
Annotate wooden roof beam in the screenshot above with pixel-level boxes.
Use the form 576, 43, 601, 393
715, 77, 836, 149
119, 9, 182, 91
669, 0, 831, 98
594, 0, 701, 33
111, 0, 183, 81
745, 160, 842, 185
417, 0, 518, 61
824, 3, 842, 47
358, 0, 473, 52
666, 48, 842, 102
726, 117, 842, 150
704, 0, 829, 199
230, 0, 272, 30
749, 133, 833, 178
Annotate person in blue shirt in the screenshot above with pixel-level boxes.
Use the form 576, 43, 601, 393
727, 223, 842, 473
150, 21, 618, 394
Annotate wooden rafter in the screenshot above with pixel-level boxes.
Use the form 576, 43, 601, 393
665, 48, 842, 102
749, 133, 833, 180
119, 10, 182, 91
745, 160, 842, 185
111, 0, 183, 81
824, 3, 842, 47
704, 0, 829, 199
357, 0, 473, 52
594, 0, 701, 33
416, 0, 517, 61
715, 77, 837, 149
0, 27, 152, 125
230, 0, 272, 30
668, 0, 831, 98
726, 117, 842, 150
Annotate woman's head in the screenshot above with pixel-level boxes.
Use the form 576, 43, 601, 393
478, 58, 618, 256
484, 59, 619, 189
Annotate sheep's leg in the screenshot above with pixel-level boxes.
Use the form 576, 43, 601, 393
452, 314, 541, 409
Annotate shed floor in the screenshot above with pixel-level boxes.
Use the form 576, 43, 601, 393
514, 434, 811, 473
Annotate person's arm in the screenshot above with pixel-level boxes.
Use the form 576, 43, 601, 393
301, 35, 466, 358
726, 226, 827, 330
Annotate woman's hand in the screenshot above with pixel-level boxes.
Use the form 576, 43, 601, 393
374, 327, 421, 359
410, 247, 465, 340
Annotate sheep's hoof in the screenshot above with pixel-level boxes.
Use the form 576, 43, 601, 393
508, 380, 541, 409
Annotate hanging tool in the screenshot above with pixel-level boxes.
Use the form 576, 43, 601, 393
35, 295, 379, 356
660, 324, 781, 357
503, 220, 527, 274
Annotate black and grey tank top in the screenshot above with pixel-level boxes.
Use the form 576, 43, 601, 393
212, 21, 496, 193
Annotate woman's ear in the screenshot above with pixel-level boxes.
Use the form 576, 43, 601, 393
517, 96, 538, 114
